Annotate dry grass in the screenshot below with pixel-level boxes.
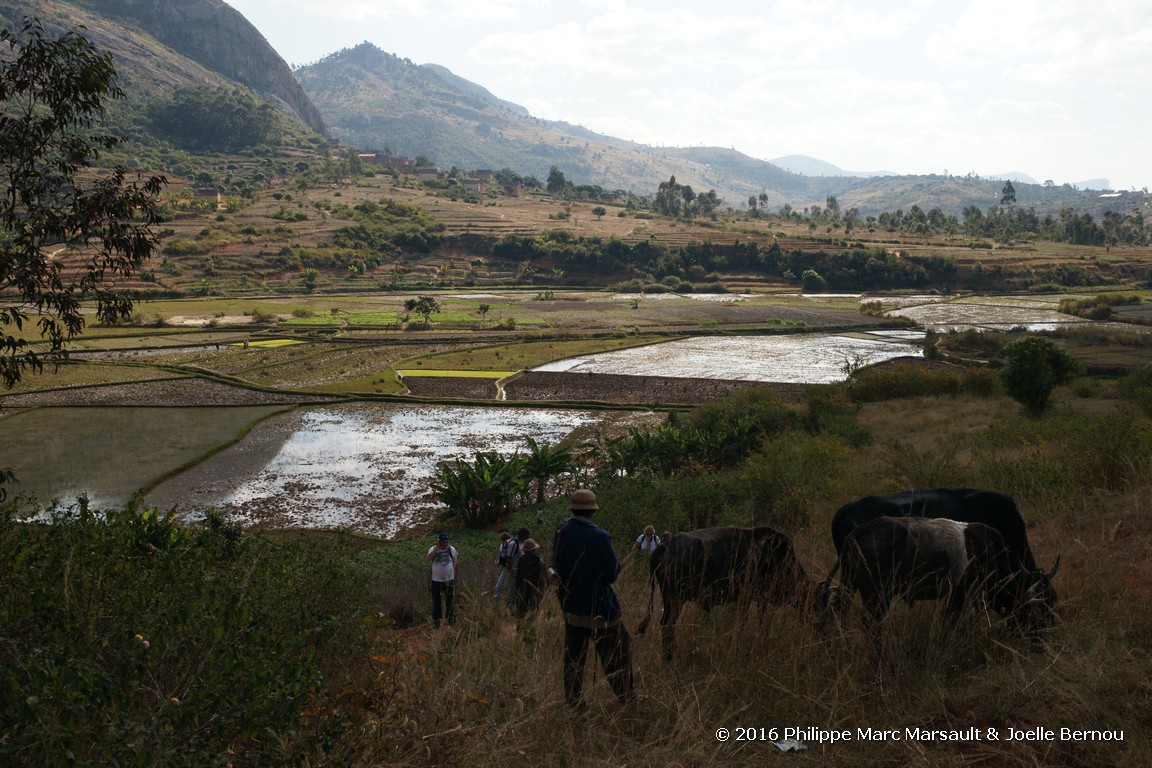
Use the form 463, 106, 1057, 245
348, 501, 1151, 767
331, 389, 1152, 767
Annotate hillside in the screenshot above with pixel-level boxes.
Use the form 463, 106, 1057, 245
1, 0, 327, 135
296, 45, 1130, 218
1, 4, 1141, 220
294, 43, 760, 203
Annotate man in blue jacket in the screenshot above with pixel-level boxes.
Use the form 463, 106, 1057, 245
551, 488, 634, 708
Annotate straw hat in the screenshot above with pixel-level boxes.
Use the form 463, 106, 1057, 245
569, 488, 599, 511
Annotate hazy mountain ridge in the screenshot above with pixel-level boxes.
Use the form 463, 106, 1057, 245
2, 3, 1129, 216
295, 43, 769, 201
296, 44, 1125, 216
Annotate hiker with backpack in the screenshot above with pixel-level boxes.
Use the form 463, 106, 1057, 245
493, 531, 513, 603
504, 527, 530, 610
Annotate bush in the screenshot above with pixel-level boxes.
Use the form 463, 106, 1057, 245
0, 503, 371, 767
846, 365, 1001, 402
1116, 367, 1152, 415
1000, 336, 1082, 416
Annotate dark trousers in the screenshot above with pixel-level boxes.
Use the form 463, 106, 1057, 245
563, 620, 633, 707
430, 579, 455, 626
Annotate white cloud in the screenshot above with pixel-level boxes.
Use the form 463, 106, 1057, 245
222, 0, 1151, 188
235, 0, 434, 21
925, 0, 1152, 85
443, 0, 521, 22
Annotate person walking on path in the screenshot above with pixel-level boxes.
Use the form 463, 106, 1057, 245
632, 525, 661, 557
551, 489, 634, 708
426, 532, 458, 628
493, 531, 512, 603
513, 538, 547, 617
504, 526, 529, 610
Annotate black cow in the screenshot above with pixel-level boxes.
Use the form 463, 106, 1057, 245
828, 489, 1060, 625
636, 526, 812, 660
822, 516, 1058, 647
830, 488, 1045, 571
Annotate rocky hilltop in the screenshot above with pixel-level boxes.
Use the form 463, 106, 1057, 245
2, 0, 327, 135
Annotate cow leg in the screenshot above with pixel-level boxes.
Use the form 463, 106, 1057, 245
860, 592, 892, 665
660, 593, 682, 661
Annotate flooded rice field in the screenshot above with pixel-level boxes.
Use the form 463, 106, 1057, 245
145, 403, 657, 538
882, 295, 1087, 332
533, 332, 923, 384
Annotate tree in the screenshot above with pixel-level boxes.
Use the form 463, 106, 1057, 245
1000, 180, 1017, 207
150, 86, 278, 151
1000, 336, 1081, 416
546, 166, 567, 195
801, 269, 827, 293
404, 295, 441, 324
591, 206, 607, 220
521, 436, 573, 505
1, 17, 166, 390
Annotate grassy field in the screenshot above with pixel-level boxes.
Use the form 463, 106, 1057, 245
6, 373, 1150, 766
6, 121, 1152, 767
271, 385, 1152, 767
0, 405, 290, 506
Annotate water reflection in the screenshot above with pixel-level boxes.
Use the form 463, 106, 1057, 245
147, 403, 649, 539
534, 333, 922, 384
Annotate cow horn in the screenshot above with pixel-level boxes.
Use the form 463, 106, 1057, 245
1045, 556, 1061, 580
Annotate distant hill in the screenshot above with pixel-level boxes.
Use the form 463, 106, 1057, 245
296, 44, 1122, 217
294, 43, 773, 203
1, 5, 1129, 217
770, 155, 896, 178
2, 0, 328, 135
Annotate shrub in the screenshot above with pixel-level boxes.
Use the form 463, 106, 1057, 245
999, 336, 1082, 416
1116, 368, 1152, 415
0, 502, 370, 767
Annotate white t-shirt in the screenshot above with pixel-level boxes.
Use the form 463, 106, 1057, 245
635, 533, 661, 555
428, 544, 458, 582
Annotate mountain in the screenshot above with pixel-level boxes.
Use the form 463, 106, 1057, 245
2, 0, 328, 135
297, 44, 1122, 217
770, 155, 896, 178
294, 43, 771, 202
2, 5, 1123, 217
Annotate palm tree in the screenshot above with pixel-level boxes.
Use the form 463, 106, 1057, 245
521, 437, 573, 505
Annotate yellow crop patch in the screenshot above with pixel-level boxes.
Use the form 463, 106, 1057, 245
233, 339, 306, 349
396, 369, 516, 379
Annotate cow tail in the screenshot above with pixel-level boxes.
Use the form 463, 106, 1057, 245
813, 552, 845, 629
635, 542, 665, 636
821, 554, 842, 587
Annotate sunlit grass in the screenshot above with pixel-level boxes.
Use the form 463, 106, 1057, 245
232, 339, 305, 349
0, 405, 290, 505
406, 338, 664, 371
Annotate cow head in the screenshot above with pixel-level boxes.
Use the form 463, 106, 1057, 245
1018, 557, 1060, 633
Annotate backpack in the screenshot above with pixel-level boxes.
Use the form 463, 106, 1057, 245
506, 537, 522, 572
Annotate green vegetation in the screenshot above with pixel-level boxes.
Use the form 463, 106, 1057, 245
150, 86, 281, 151
0, 17, 165, 388
1000, 336, 1083, 416
6, 381, 1152, 765
0, 504, 373, 767
1058, 293, 1142, 320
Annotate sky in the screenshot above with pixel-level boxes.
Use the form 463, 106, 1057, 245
224, 0, 1151, 190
